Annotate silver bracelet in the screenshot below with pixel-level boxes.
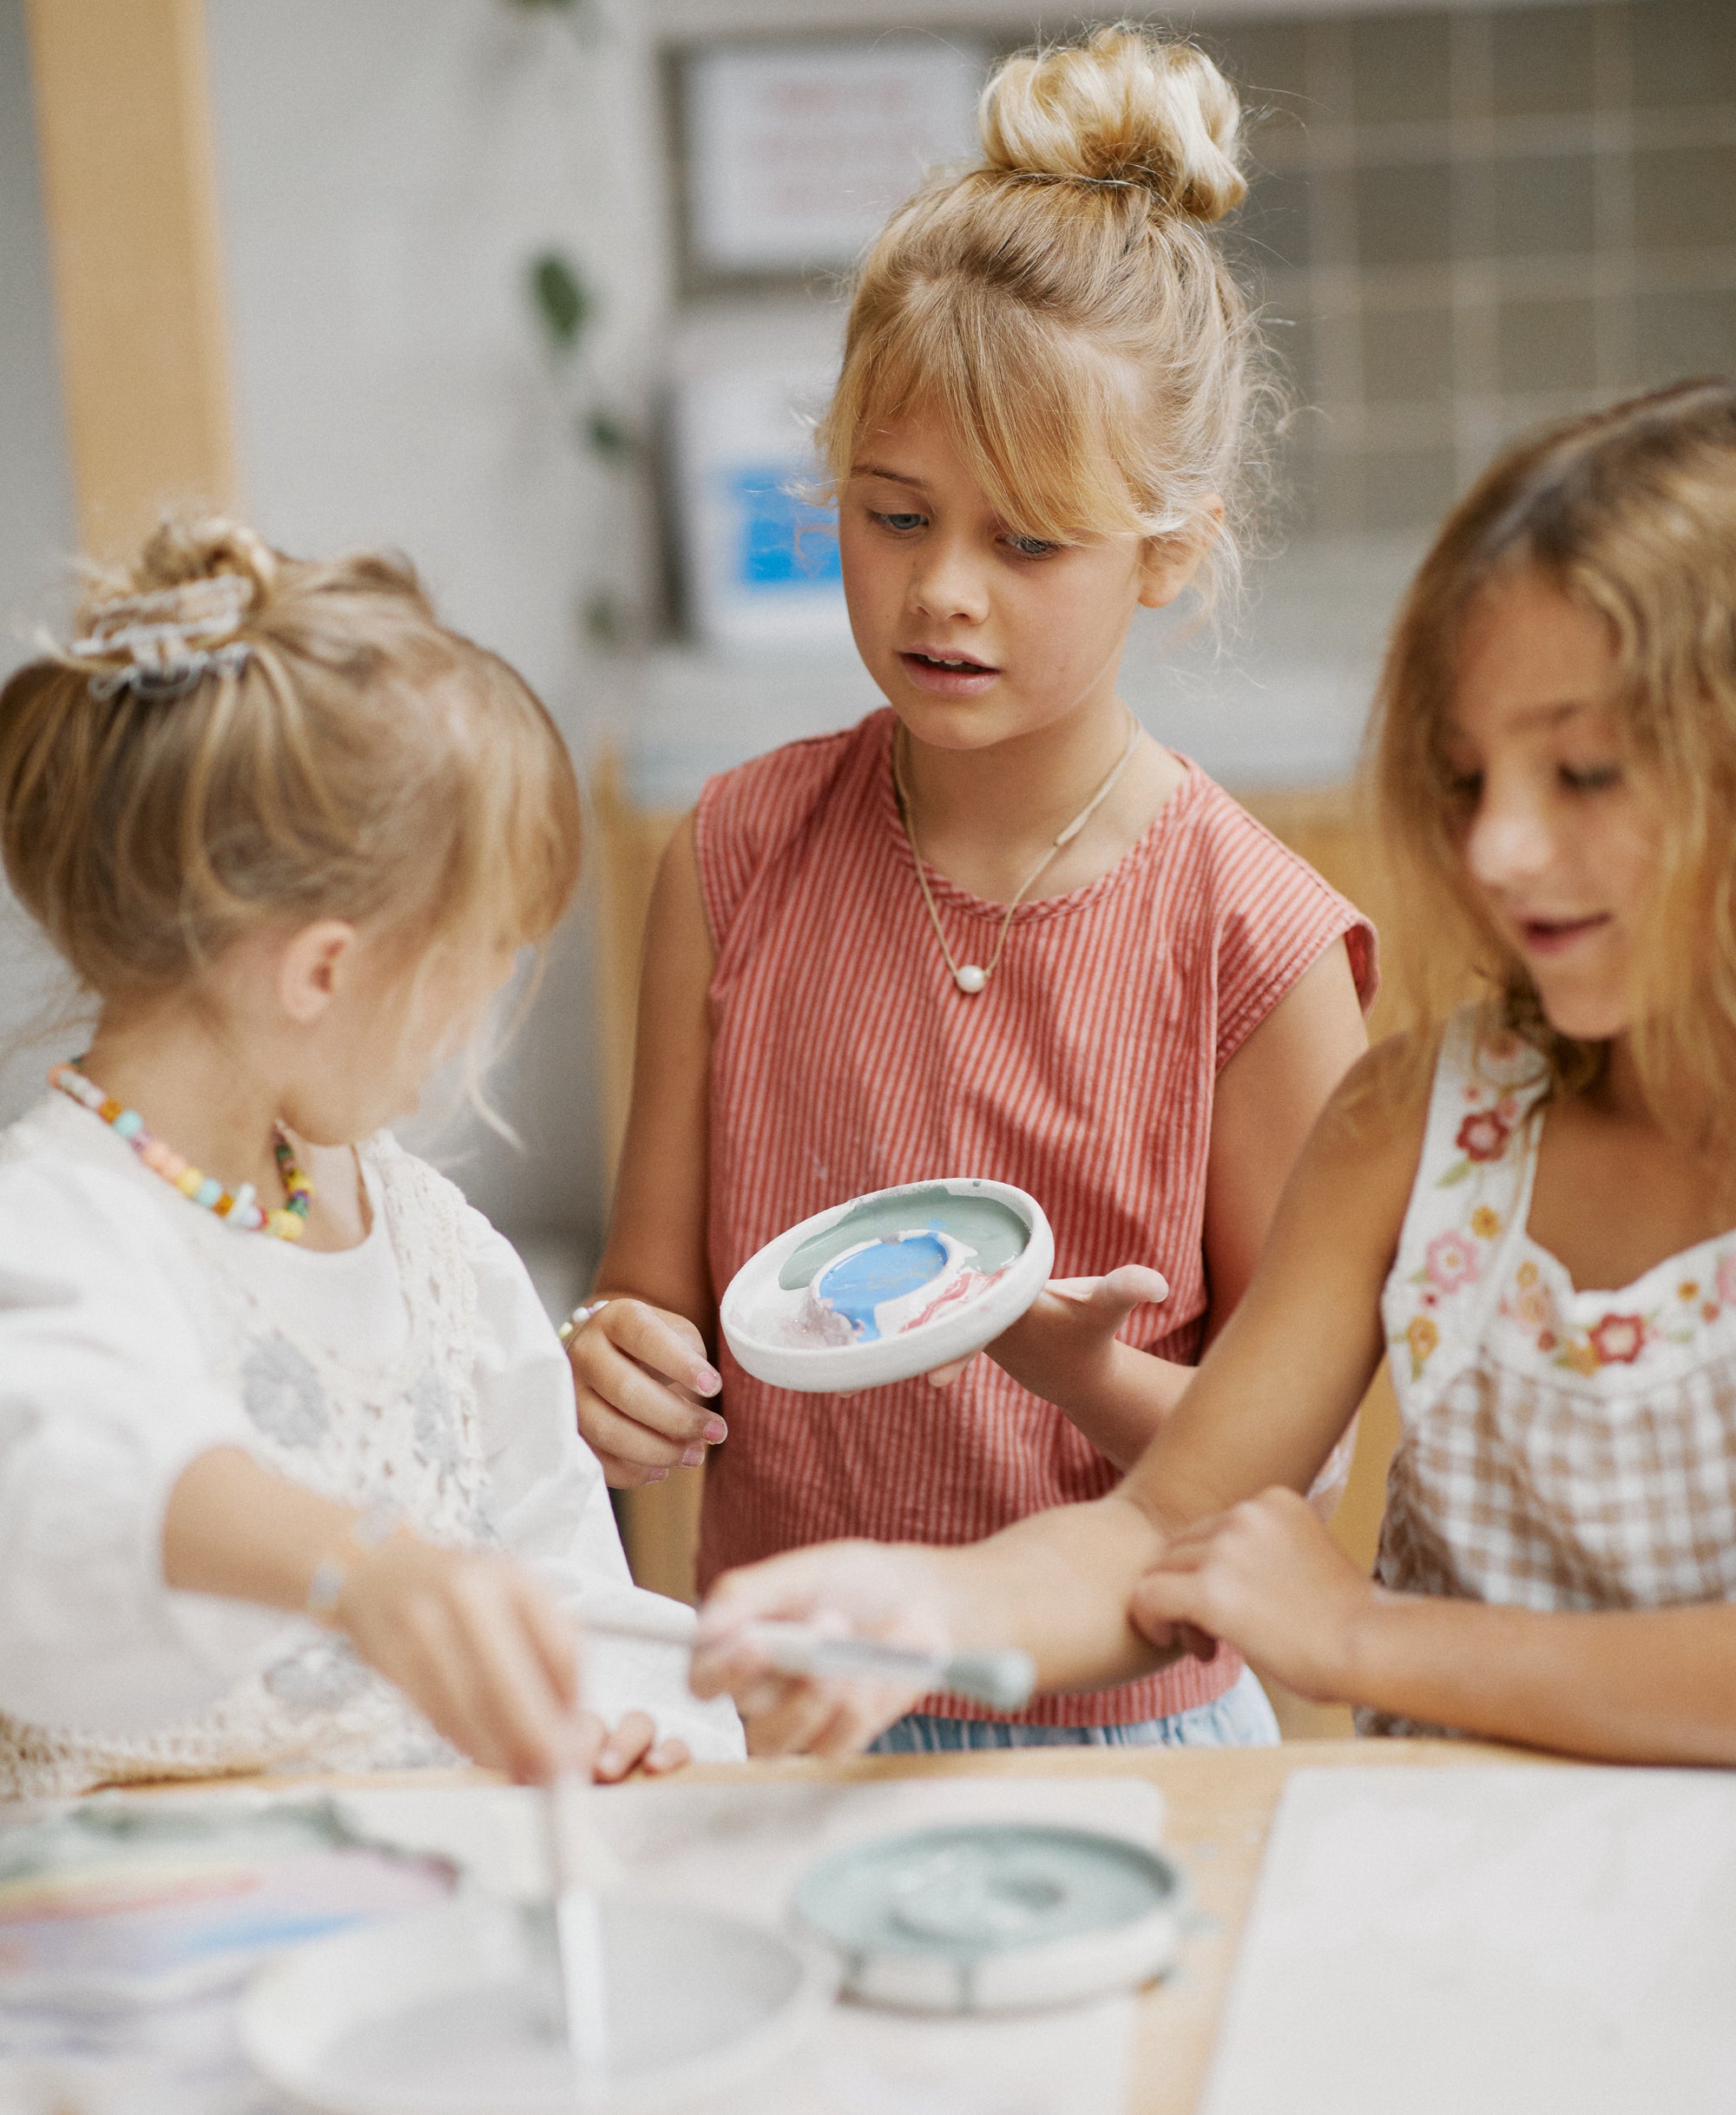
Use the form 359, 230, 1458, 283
557, 1297, 610, 1350
306, 1497, 399, 1628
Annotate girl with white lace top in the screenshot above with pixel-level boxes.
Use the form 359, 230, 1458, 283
0, 517, 741, 1796
693, 381, 1736, 1766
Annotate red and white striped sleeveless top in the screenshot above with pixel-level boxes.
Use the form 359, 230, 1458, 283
694, 709, 1376, 1724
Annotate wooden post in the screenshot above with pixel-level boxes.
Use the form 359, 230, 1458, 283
24, 0, 237, 556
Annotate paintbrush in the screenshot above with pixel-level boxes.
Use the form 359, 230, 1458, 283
582, 1597, 1036, 1713
543, 1770, 612, 2108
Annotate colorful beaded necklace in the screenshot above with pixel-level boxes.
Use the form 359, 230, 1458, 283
49, 1061, 315, 1241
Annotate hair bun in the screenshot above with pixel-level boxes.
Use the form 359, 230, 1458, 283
979, 26, 1246, 225
131, 516, 277, 608
69, 516, 275, 687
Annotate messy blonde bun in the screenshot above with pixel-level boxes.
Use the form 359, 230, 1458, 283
981, 27, 1246, 222
819, 23, 1262, 598
1, 515, 581, 1010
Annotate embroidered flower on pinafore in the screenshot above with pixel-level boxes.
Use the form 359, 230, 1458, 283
1394, 1100, 1521, 1376
1502, 1256, 1736, 1375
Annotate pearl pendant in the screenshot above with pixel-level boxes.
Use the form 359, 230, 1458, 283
954, 964, 987, 995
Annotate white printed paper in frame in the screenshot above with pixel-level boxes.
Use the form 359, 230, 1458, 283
683, 38, 986, 276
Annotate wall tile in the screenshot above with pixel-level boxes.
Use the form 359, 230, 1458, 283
1497, 295, 1599, 392
1633, 146, 1736, 253
1177, 0, 1732, 548
1633, 286, 1736, 385
1363, 442, 1461, 530
1232, 165, 1314, 276
1213, 21, 1312, 152
1480, 152, 1599, 259
1348, 12, 1454, 126
1289, 439, 1364, 536
1362, 302, 1457, 404
1489, 7, 1599, 117
1266, 308, 1320, 410
1632, 0, 1736, 113
1354, 159, 1453, 269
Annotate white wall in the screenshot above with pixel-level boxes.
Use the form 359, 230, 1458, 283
0, 0, 83, 1127
202, 0, 679, 1238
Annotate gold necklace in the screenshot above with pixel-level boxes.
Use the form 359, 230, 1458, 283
891, 711, 1142, 996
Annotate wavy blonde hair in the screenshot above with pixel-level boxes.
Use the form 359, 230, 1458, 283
0, 516, 582, 1014
1370, 379, 1736, 1134
817, 23, 1265, 601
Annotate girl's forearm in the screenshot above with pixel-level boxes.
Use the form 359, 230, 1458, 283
162, 1446, 362, 1612
1350, 1593, 1736, 1765
925, 1489, 1180, 1691
990, 1331, 1194, 1469
1061, 1342, 1195, 1468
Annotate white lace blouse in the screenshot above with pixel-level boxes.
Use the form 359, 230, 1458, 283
0, 1094, 742, 1794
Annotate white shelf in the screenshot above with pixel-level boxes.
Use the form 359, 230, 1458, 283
617, 533, 1424, 809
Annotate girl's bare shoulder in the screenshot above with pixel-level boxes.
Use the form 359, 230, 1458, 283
1312, 1028, 1440, 1191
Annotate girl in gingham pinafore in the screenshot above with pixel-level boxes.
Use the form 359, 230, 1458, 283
1371, 1008, 1736, 1732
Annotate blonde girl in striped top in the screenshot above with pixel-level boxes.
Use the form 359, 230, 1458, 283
569, 26, 1376, 1753
694, 381, 1736, 1767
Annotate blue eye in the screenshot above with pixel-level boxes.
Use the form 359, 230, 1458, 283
871, 510, 924, 534
1004, 534, 1060, 559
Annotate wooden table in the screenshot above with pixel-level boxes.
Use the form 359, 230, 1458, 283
671, 1736, 1531, 2115
111, 1735, 1532, 2113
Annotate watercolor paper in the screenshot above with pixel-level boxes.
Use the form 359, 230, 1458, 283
1202, 1765, 1736, 2115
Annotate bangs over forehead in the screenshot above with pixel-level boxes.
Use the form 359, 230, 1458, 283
826, 284, 1160, 545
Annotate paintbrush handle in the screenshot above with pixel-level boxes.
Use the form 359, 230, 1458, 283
578, 1601, 1036, 1712
746, 1626, 1037, 1713
545, 1774, 611, 2088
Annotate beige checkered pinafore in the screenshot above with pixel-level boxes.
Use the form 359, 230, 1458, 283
1368, 1005, 1736, 1733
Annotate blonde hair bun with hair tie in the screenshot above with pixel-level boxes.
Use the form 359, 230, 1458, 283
67, 515, 279, 703
980, 24, 1246, 224
1, 510, 582, 1013
818, 23, 1263, 603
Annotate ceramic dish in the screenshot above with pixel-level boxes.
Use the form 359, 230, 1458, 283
240, 1895, 837, 2114
792, 1821, 1187, 2013
720, 1178, 1054, 1393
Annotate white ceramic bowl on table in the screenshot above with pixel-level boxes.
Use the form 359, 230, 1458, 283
720, 1177, 1055, 1395
240, 1895, 836, 2115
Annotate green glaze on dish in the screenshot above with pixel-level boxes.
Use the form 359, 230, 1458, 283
793, 1823, 1179, 1961
777, 1187, 1029, 1293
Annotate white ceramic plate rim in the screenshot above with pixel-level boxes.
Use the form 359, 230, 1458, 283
720, 1177, 1055, 1394
238, 1895, 838, 2115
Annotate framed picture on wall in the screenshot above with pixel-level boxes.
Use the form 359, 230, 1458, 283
676, 36, 987, 284
672, 337, 853, 653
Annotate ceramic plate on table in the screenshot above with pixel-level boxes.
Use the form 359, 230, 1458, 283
792, 1821, 1187, 2013
720, 1178, 1054, 1394
240, 1895, 837, 2115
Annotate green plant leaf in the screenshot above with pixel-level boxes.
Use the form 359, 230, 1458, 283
529, 251, 594, 353
582, 409, 637, 463
582, 589, 628, 651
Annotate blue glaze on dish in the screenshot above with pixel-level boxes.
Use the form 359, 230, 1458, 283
814, 1233, 950, 1341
